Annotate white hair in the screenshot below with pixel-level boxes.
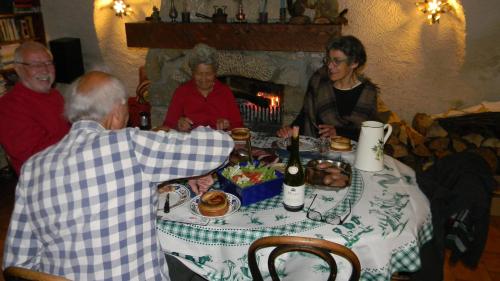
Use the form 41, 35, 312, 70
64, 73, 128, 123
187, 43, 218, 71
14, 41, 53, 63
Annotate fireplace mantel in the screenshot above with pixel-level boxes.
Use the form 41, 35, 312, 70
125, 22, 341, 52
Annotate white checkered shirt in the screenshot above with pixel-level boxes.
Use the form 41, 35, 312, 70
3, 121, 234, 280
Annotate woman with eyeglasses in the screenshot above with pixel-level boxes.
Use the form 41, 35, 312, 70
276, 35, 379, 141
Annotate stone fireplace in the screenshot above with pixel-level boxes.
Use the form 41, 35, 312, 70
219, 75, 284, 133
126, 21, 341, 129
144, 48, 324, 128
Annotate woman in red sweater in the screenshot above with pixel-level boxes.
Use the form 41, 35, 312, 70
163, 44, 243, 132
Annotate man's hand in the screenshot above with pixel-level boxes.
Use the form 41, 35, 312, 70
276, 126, 293, 138
216, 118, 230, 131
188, 174, 215, 195
177, 117, 193, 132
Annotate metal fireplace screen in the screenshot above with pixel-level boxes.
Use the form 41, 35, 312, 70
219, 76, 284, 133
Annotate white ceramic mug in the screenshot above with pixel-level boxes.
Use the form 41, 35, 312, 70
354, 121, 392, 172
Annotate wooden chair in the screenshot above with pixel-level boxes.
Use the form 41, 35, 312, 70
3, 266, 70, 281
248, 236, 361, 281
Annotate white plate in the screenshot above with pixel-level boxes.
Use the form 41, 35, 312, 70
189, 192, 241, 219
157, 183, 191, 214
276, 136, 318, 152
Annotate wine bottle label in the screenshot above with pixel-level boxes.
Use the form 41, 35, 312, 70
283, 183, 305, 207
287, 166, 299, 175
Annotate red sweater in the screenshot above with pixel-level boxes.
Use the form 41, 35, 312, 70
163, 80, 243, 130
0, 83, 70, 175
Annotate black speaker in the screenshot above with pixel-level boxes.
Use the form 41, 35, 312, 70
49, 37, 84, 83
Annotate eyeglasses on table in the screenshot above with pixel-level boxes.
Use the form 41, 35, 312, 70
306, 194, 351, 225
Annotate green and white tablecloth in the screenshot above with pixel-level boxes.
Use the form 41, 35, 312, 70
157, 138, 432, 281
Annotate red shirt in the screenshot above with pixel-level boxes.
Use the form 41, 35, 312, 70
0, 83, 70, 175
163, 80, 243, 130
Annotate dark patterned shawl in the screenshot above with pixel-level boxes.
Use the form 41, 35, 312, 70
292, 66, 379, 139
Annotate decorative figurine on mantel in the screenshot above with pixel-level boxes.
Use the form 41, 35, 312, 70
287, 0, 346, 25
146, 5, 161, 22
151, 6, 161, 22
235, 0, 246, 23
287, 0, 310, 24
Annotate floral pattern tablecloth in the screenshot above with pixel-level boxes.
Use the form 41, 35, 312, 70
157, 137, 432, 281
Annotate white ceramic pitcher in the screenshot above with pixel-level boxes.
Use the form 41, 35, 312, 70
354, 121, 393, 172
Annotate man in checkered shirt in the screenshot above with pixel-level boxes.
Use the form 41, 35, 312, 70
2, 71, 234, 280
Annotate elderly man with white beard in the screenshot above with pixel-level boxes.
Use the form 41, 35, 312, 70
0, 41, 70, 175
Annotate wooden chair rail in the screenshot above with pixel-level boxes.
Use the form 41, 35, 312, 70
247, 236, 361, 281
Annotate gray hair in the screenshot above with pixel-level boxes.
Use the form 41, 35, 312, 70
65, 72, 128, 123
14, 41, 53, 63
187, 43, 218, 72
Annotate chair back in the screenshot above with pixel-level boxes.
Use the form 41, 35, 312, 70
4, 266, 70, 281
248, 236, 361, 281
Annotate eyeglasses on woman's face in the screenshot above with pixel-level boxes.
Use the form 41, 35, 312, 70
306, 194, 351, 225
322, 56, 349, 67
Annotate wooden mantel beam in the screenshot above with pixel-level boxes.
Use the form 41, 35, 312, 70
125, 22, 341, 52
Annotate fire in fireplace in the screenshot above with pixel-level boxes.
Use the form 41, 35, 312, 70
219, 76, 284, 133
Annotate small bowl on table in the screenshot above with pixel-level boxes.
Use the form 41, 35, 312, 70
216, 160, 284, 206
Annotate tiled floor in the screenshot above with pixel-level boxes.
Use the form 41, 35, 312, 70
0, 174, 499, 281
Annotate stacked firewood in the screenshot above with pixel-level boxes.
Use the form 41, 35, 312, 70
382, 111, 499, 174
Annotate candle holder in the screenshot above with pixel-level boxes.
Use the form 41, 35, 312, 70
279, 7, 287, 23
169, 0, 179, 22
181, 12, 190, 23
258, 12, 268, 24
235, 2, 246, 23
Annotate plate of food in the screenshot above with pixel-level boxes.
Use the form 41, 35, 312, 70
305, 159, 352, 189
329, 136, 357, 152
157, 183, 191, 213
275, 136, 318, 152
189, 191, 241, 219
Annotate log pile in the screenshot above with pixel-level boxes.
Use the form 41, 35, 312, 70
382, 111, 500, 175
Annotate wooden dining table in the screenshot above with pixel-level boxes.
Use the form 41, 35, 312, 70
156, 133, 432, 281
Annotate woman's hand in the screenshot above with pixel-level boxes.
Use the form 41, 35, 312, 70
216, 118, 230, 131
151, 126, 170, 132
177, 117, 193, 132
318, 124, 337, 138
188, 174, 215, 195
276, 126, 293, 138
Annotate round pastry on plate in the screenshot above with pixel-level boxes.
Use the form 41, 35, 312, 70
330, 136, 352, 151
230, 127, 250, 141
198, 191, 229, 217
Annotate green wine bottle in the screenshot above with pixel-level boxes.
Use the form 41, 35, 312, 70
282, 126, 305, 211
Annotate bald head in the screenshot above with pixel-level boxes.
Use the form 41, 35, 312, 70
65, 71, 129, 128
76, 71, 114, 96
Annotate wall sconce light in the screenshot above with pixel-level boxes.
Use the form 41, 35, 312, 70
113, 0, 131, 17
416, 0, 452, 24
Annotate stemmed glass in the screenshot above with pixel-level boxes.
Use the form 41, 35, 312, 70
169, 0, 179, 22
